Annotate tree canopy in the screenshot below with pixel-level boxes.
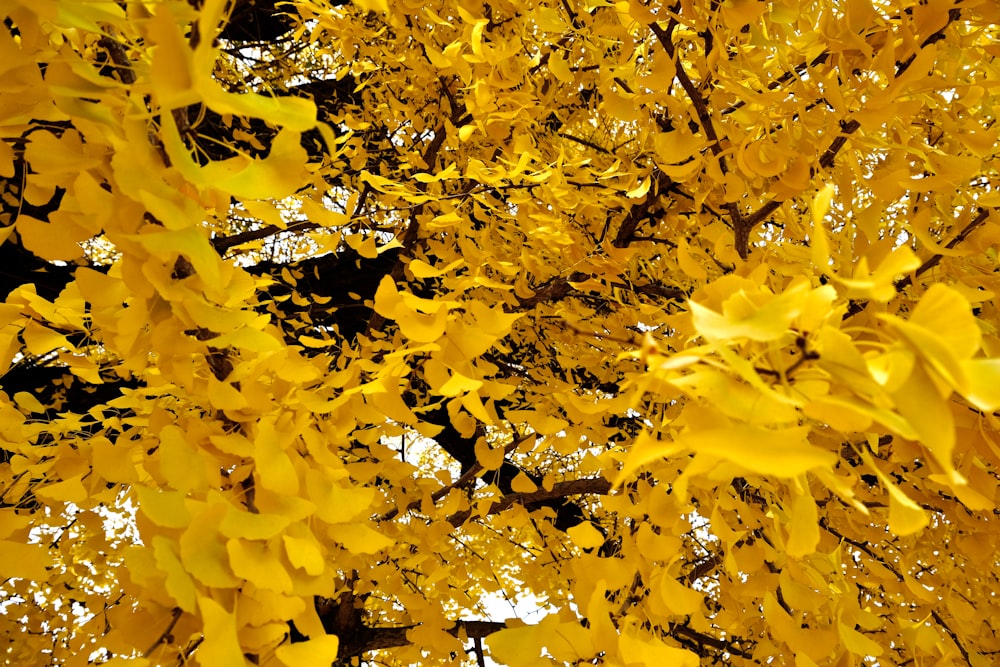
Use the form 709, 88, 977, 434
2, 0, 1000, 665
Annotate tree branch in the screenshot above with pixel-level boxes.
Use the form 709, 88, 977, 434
896, 207, 992, 290
447, 477, 613, 527
735, 9, 962, 258
338, 620, 507, 659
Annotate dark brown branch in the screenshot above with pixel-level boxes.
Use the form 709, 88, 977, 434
669, 623, 753, 659
380, 435, 534, 522
214, 220, 322, 253
558, 132, 610, 154
896, 207, 991, 290
649, 14, 746, 254
844, 206, 992, 318
98, 36, 137, 85
930, 609, 972, 666
721, 51, 831, 116
447, 477, 613, 527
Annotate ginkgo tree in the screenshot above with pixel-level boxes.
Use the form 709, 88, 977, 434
1, 0, 1000, 664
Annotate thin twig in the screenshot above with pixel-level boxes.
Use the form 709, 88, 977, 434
380, 434, 535, 521
144, 607, 183, 657
733, 9, 962, 258
447, 477, 613, 527
896, 207, 992, 290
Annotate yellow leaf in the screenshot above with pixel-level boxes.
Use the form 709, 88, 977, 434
282, 534, 326, 576
35, 475, 88, 503
148, 5, 197, 109
373, 275, 451, 343
690, 281, 814, 342
136, 487, 192, 528
654, 129, 704, 164
208, 377, 248, 411
181, 505, 240, 588
92, 437, 140, 484
159, 425, 208, 493
437, 369, 483, 397
567, 522, 605, 549
961, 359, 1000, 410
889, 363, 958, 483
12, 391, 45, 413
785, 489, 820, 558
409, 258, 465, 279
17, 216, 86, 261
152, 536, 197, 612
511, 472, 538, 493
618, 625, 699, 667
488, 615, 596, 666
354, 0, 389, 12
910, 283, 980, 357
811, 184, 834, 269
838, 622, 883, 658
220, 508, 292, 541
686, 425, 834, 477
656, 575, 703, 616
197, 597, 249, 667
625, 177, 650, 199
227, 538, 293, 593
602, 89, 640, 122
861, 452, 929, 535
836, 247, 920, 302
196, 79, 316, 134
334, 523, 394, 554
0, 540, 55, 581
255, 420, 300, 495
474, 438, 505, 470
275, 635, 341, 667
307, 469, 375, 524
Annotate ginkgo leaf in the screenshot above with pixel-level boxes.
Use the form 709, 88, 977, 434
785, 489, 821, 558
275, 635, 341, 667
656, 574, 704, 616
474, 439, 505, 470
567, 522, 605, 549
333, 523, 394, 554
618, 625, 699, 667
0, 540, 55, 582
488, 615, 596, 666
510, 471, 538, 493
836, 248, 921, 302
961, 359, 1000, 410
226, 538, 293, 593
197, 597, 248, 666
861, 452, 929, 535
282, 534, 326, 576
181, 506, 240, 588
153, 536, 198, 612
254, 420, 300, 495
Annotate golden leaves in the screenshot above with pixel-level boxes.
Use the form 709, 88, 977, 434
4, 0, 1000, 665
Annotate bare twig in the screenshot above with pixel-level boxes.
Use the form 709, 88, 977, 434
380, 434, 535, 521
144, 607, 183, 657
447, 477, 613, 527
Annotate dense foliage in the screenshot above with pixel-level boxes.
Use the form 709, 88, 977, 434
2, 0, 1000, 665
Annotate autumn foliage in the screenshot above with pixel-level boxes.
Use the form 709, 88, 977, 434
2, 0, 1000, 664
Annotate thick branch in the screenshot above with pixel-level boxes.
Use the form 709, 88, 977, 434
447, 477, 613, 527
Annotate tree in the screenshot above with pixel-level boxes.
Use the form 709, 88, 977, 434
1, 0, 999, 664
